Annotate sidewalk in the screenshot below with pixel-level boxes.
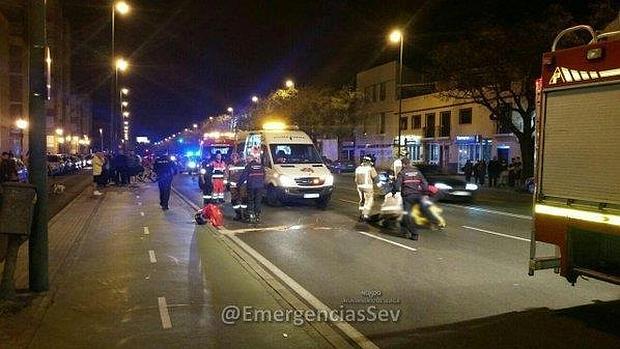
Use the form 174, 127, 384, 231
1, 182, 334, 348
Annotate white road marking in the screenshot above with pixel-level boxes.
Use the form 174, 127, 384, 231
143, 226, 150, 235
148, 250, 157, 263
140, 212, 145, 217
355, 231, 417, 252
445, 204, 532, 220
462, 225, 530, 242
338, 199, 359, 205
157, 297, 173, 329
224, 231, 379, 349
223, 225, 297, 235
137, 202, 143, 206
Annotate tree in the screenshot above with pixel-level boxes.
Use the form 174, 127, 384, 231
244, 85, 366, 141
427, 1, 616, 178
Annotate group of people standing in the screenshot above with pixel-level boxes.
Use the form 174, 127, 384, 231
0, 152, 21, 183
462, 156, 523, 187
92, 150, 145, 196
197, 152, 266, 223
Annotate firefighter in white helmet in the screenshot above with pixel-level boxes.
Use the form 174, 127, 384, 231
355, 155, 378, 222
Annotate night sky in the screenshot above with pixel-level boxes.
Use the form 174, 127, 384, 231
63, 0, 617, 141
64, 0, 427, 140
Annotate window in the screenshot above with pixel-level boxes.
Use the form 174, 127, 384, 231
425, 113, 436, 138
364, 87, 370, 102
459, 108, 473, 124
412, 115, 421, 129
379, 113, 386, 134
269, 144, 322, 164
372, 85, 377, 102
400, 116, 408, 130
440, 111, 451, 137
379, 82, 386, 101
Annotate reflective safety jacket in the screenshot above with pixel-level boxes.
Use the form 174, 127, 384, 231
210, 160, 227, 180
355, 164, 377, 190
227, 161, 246, 188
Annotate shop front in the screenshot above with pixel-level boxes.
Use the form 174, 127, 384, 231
455, 135, 492, 173
396, 134, 423, 163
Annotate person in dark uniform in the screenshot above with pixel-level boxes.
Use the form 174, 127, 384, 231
393, 157, 429, 240
239, 154, 265, 224
198, 155, 213, 205
154, 154, 175, 210
227, 153, 247, 221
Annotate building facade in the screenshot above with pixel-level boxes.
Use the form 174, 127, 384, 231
0, 0, 93, 156
356, 61, 521, 172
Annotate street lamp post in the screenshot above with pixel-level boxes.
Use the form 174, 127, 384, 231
227, 107, 234, 132
389, 29, 404, 157
16, 119, 29, 156
111, 1, 130, 151
99, 128, 104, 150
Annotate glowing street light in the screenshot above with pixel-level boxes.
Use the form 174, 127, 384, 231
227, 107, 234, 113
121, 101, 128, 107
285, 79, 294, 89
123, 111, 130, 117
55, 128, 64, 136
121, 87, 129, 95
251, 95, 259, 103
16, 119, 29, 130
388, 28, 405, 157
193, 123, 198, 129
114, 1, 130, 15
115, 57, 129, 72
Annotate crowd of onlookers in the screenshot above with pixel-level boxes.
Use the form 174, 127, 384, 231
0, 152, 22, 183
462, 156, 523, 188
91, 150, 151, 196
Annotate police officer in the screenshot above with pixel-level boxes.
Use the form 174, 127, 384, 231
354, 155, 378, 222
198, 155, 213, 205
154, 153, 176, 210
239, 154, 265, 224
227, 153, 247, 221
393, 157, 428, 240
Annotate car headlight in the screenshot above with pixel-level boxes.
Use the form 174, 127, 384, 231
465, 183, 478, 191
188, 161, 197, 169
434, 182, 453, 190
200, 168, 207, 175
278, 175, 297, 187
324, 174, 334, 186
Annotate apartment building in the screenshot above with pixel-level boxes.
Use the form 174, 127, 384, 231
356, 61, 521, 172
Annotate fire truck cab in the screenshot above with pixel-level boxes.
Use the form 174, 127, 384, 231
200, 131, 237, 163
529, 25, 620, 285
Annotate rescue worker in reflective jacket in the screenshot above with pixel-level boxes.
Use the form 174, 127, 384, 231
198, 155, 213, 205
354, 155, 378, 222
227, 153, 247, 221
210, 151, 227, 204
393, 157, 428, 240
239, 154, 265, 224
154, 154, 176, 210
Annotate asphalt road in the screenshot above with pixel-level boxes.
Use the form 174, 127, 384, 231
173, 173, 619, 348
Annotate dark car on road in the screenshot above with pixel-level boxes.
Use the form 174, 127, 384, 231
417, 164, 478, 202
328, 159, 356, 174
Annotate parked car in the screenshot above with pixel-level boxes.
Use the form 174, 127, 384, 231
329, 160, 356, 174
417, 164, 478, 202
47, 154, 64, 176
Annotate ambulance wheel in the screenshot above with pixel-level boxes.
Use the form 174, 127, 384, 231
266, 185, 282, 207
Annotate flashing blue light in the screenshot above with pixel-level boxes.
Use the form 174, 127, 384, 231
188, 161, 197, 169
178, 138, 184, 144
186, 151, 194, 157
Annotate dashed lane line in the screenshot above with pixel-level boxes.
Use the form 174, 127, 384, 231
462, 225, 531, 242
445, 204, 531, 220
157, 297, 173, 329
143, 226, 150, 235
148, 250, 157, 263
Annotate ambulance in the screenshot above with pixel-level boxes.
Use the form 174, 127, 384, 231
529, 25, 620, 285
240, 122, 334, 208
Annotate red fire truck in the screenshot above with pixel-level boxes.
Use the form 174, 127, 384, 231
200, 131, 237, 161
529, 25, 620, 285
